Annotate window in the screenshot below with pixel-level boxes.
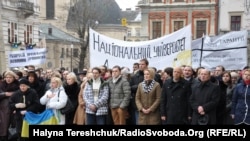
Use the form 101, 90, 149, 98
48, 28, 52, 35
152, 21, 162, 39
153, 0, 162, 3
73, 48, 78, 58
127, 29, 131, 37
66, 48, 69, 57
136, 28, 140, 37
196, 21, 206, 38
61, 48, 65, 58
8, 22, 18, 43
231, 16, 241, 31
46, 0, 55, 19
24, 24, 33, 44
174, 21, 184, 32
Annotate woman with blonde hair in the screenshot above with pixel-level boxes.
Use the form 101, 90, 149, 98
135, 68, 162, 125
63, 72, 80, 125
40, 76, 68, 125
73, 72, 93, 125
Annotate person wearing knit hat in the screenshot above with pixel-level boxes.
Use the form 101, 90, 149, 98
19, 78, 30, 87
9, 78, 40, 141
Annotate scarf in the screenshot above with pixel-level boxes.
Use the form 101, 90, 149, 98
244, 79, 250, 85
142, 79, 155, 94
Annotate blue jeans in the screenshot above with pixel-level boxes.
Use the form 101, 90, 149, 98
86, 113, 106, 125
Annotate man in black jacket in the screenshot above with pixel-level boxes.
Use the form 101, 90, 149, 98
190, 69, 220, 125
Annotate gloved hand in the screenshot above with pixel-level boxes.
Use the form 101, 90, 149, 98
15, 103, 26, 108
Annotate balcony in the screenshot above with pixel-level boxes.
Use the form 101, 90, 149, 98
16, 0, 34, 18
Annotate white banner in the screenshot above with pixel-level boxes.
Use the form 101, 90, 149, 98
191, 37, 203, 69
8, 48, 47, 67
89, 24, 192, 72
192, 30, 248, 70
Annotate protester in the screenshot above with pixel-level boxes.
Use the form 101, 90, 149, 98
9, 78, 40, 141
84, 67, 109, 125
160, 67, 191, 124
190, 69, 221, 125
108, 65, 131, 125
136, 68, 161, 125
0, 71, 19, 141
40, 76, 68, 125
231, 69, 250, 125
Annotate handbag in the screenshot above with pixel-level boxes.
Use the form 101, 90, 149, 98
8, 126, 18, 141
57, 90, 74, 114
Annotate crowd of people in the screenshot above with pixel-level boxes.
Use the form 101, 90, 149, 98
0, 59, 249, 141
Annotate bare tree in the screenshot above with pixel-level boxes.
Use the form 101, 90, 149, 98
66, 0, 121, 70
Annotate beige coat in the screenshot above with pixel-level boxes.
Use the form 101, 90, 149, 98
135, 81, 161, 125
73, 80, 87, 125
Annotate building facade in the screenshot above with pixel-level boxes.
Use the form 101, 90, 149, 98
38, 0, 72, 34
0, 0, 40, 72
121, 8, 144, 42
218, 0, 250, 66
38, 0, 127, 70
137, 0, 218, 40
38, 0, 83, 72
39, 23, 80, 72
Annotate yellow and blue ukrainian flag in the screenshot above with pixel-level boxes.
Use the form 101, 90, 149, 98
21, 109, 58, 137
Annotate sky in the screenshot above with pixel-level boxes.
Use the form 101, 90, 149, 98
115, 0, 140, 11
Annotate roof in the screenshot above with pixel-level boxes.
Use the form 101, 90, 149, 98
39, 23, 80, 43
121, 10, 141, 22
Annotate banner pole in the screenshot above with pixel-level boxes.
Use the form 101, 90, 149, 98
199, 36, 204, 67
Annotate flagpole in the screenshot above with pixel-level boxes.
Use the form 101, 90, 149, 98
42, 35, 47, 69
199, 36, 204, 67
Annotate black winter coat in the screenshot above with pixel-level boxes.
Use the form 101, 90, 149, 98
64, 82, 80, 125
9, 88, 40, 135
190, 81, 220, 125
160, 78, 191, 124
